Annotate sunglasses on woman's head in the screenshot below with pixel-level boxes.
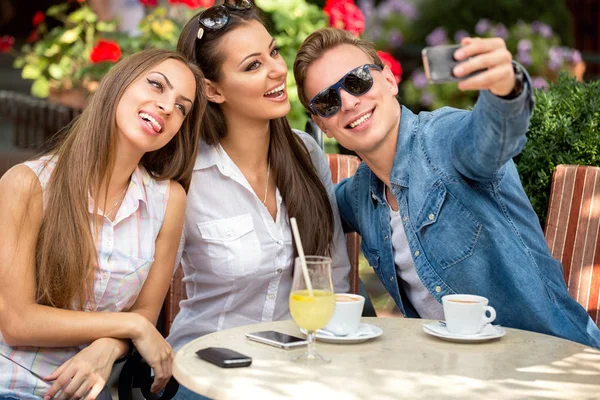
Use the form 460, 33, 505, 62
308, 64, 383, 118
197, 0, 254, 40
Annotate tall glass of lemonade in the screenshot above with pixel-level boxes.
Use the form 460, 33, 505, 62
289, 256, 335, 364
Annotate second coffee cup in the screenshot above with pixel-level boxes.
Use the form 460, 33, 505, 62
442, 294, 496, 335
323, 293, 365, 336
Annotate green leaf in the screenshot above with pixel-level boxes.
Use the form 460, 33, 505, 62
67, 7, 97, 24
22, 64, 42, 80
13, 58, 25, 69
60, 28, 82, 44
48, 64, 64, 80
96, 21, 117, 32
31, 77, 50, 98
46, 4, 70, 17
43, 44, 61, 58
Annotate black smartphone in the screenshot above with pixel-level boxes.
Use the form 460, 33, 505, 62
422, 44, 483, 84
196, 347, 252, 368
245, 330, 307, 349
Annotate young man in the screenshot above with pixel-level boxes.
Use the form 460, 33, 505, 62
293, 28, 600, 349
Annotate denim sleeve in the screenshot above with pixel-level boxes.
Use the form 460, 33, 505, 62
335, 177, 359, 234
451, 62, 534, 181
296, 130, 351, 293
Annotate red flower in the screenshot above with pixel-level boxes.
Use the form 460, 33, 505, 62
324, 0, 364, 37
377, 51, 403, 84
0, 35, 15, 53
27, 30, 39, 43
140, 0, 158, 6
168, 0, 214, 8
32, 11, 45, 27
89, 40, 122, 64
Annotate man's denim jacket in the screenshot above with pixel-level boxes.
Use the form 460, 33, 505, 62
335, 82, 600, 349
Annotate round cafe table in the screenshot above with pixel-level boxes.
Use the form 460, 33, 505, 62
173, 317, 600, 400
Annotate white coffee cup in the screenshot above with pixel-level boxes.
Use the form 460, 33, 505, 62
442, 294, 496, 335
323, 293, 365, 336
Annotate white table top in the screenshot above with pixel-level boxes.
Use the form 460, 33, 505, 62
173, 317, 600, 400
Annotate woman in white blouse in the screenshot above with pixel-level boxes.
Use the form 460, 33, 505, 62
167, 1, 352, 372
0, 49, 205, 399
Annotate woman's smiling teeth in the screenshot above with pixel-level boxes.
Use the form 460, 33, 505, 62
264, 83, 285, 97
139, 112, 162, 133
349, 111, 372, 129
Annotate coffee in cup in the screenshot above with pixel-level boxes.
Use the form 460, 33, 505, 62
442, 294, 496, 335
335, 294, 360, 302
323, 293, 365, 336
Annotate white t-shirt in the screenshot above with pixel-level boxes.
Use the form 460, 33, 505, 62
389, 204, 444, 320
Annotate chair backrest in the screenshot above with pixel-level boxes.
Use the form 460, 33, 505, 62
161, 153, 362, 336
545, 164, 600, 327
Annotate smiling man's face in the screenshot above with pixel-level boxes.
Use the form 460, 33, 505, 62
304, 44, 401, 155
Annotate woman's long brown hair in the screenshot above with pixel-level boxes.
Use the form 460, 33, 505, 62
177, 8, 334, 258
36, 49, 206, 309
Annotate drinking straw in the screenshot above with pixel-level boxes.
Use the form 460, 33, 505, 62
290, 217, 314, 296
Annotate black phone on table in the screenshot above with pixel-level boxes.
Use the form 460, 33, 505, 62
196, 347, 252, 368
245, 330, 307, 349
422, 44, 484, 84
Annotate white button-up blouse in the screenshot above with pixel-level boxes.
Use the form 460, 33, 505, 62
167, 131, 351, 351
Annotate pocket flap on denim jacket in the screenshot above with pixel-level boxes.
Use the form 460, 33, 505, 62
415, 180, 446, 231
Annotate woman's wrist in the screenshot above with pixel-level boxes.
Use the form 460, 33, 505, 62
127, 312, 147, 341
91, 337, 130, 363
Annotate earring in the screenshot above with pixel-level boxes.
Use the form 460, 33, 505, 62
197, 27, 204, 40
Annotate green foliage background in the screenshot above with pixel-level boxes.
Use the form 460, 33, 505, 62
411, 0, 572, 47
515, 74, 600, 227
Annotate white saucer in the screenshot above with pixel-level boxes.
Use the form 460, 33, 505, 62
300, 323, 383, 344
423, 321, 505, 343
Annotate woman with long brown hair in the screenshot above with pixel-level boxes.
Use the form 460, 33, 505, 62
167, 2, 351, 397
0, 49, 206, 399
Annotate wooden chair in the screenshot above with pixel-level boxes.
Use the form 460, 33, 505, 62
544, 164, 600, 328
161, 154, 362, 336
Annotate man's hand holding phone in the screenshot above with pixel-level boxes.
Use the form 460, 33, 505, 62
452, 37, 515, 97
423, 37, 517, 97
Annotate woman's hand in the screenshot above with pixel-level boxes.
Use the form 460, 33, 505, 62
44, 337, 125, 400
131, 316, 175, 393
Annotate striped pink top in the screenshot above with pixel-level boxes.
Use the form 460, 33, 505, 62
0, 156, 171, 399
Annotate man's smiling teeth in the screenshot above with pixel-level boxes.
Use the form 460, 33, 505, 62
349, 112, 372, 128
139, 112, 162, 132
264, 83, 285, 96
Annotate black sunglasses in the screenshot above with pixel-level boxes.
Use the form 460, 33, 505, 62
308, 64, 383, 118
197, 0, 254, 40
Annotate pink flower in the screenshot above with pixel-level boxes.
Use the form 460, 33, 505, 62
377, 51, 403, 84
0, 35, 15, 53
140, 0, 158, 6
89, 40, 122, 64
324, 0, 365, 37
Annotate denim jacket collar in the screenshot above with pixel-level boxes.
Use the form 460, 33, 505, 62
369, 105, 418, 204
